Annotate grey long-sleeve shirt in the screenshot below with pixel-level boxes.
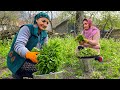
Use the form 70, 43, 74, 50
14, 26, 48, 58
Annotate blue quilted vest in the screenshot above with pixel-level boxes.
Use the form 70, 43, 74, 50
7, 24, 48, 74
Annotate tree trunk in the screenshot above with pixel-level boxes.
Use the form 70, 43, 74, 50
75, 11, 84, 35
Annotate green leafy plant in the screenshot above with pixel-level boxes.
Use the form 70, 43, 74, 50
75, 34, 85, 42
35, 40, 63, 75
79, 48, 99, 57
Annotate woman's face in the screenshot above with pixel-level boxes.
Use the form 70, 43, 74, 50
36, 17, 49, 30
83, 20, 89, 30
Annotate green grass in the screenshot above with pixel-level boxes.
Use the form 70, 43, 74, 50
0, 69, 12, 79
0, 35, 120, 79
0, 39, 12, 69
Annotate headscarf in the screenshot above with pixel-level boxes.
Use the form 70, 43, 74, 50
83, 18, 92, 27
82, 18, 99, 39
34, 12, 50, 24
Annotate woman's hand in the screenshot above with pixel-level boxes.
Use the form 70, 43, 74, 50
79, 38, 89, 45
84, 39, 89, 43
79, 41, 84, 45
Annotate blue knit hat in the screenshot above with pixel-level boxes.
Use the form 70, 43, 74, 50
34, 12, 50, 24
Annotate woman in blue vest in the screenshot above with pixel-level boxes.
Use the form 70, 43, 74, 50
7, 12, 50, 79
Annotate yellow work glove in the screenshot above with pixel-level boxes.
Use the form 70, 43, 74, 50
25, 51, 39, 63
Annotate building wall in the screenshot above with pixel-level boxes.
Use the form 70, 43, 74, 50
54, 21, 68, 34
109, 29, 120, 39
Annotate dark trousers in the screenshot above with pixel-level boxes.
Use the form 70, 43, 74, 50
78, 45, 84, 50
12, 59, 37, 79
